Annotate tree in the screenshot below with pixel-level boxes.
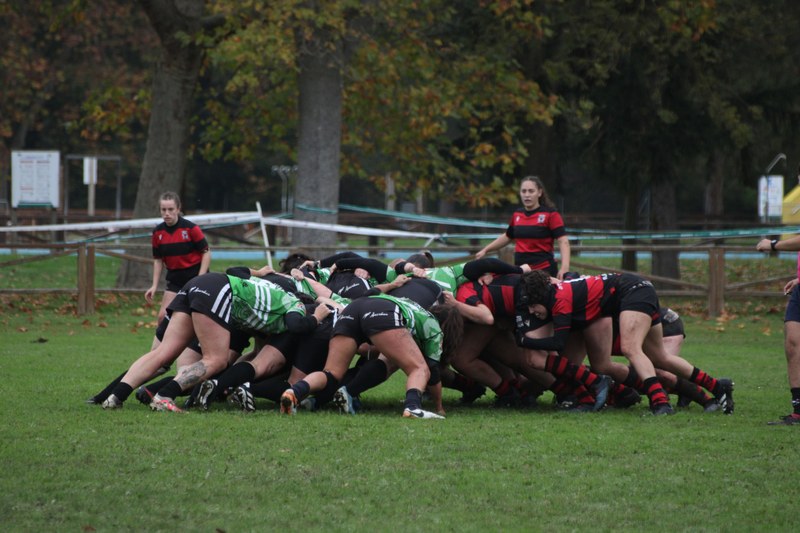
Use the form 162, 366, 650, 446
522, 0, 800, 276
117, 0, 225, 288
0, 1, 156, 212
289, 2, 347, 250
196, 0, 557, 227
342, 1, 556, 209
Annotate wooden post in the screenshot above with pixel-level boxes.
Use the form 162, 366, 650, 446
708, 246, 725, 318
77, 243, 95, 315
368, 234, 379, 254
499, 247, 513, 264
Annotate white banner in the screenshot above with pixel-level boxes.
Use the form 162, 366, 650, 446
758, 175, 783, 219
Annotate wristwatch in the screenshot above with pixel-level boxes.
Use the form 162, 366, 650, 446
771, 239, 779, 251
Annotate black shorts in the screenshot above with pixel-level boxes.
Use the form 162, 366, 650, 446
332, 297, 406, 345
786, 284, 800, 323
514, 252, 557, 277
293, 335, 331, 374
263, 331, 300, 363
156, 312, 202, 353
660, 308, 685, 338
167, 272, 232, 330
229, 330, 252, 354
327, 272, 372, 299
158, 306, 251, 355
291, 312, 335, 374
165, 263, 203, 292
617, 274, 661, 326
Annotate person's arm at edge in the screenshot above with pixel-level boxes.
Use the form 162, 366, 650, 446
556, 235, 570, 280
476, 234, 511, 259
757, 236, 800, 252
199, 249, 211, 275
145, 259, 162, 303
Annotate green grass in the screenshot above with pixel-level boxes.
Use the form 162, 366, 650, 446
1, 250, 796, 291
1, 293, 799, 531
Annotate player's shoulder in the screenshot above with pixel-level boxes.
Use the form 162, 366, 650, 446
175, 216, 198, 229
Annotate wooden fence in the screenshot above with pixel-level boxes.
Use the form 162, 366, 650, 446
0, 242, 791, 316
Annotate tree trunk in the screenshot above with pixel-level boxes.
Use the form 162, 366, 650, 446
621, 186, 638, 272
291, 31, 343, 257
650, 179, 680, 281
117, 0, 209, 288
704, 149, 725, 225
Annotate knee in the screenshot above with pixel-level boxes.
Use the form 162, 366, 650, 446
785, 334, 800, 355
619, 340, 643, 360
202, 352, 230, 374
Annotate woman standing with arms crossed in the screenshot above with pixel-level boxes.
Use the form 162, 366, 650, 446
476, 176, 571, 280
146, 191, 211, 324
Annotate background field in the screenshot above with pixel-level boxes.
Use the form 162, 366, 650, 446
1, 248, 796, 290
1, 288, 798, 532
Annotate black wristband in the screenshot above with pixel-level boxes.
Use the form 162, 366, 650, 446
771, 239, 778, 251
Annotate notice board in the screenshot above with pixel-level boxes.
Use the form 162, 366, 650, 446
11, 150, 60, 208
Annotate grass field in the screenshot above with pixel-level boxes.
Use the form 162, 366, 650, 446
1, 249, 797, 290
1, 289, 799, 532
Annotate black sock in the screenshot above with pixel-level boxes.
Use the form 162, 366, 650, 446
643, 376, 669, 407
215, 363, 256, 397
318, 373, 341, 405
673, 377, 711, 404
791, 387, 800, 415
403, 388, 423, 411
143, 376, 174, 396
156, 380, 183, 400
340, 365, 360, 388
292, 380, 311, 401
346, 359, 388, 396
110, 382, 134, 402
250, 377, 290, 403
548, 376, 572, 397
92, 371, 128, 402
623, 366, 643, 390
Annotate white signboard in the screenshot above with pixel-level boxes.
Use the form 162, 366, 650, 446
11, 150, 60, 208
758, 175, 783, 219
83, 157, 98, 185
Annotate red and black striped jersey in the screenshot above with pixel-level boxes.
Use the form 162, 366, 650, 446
505, 206, 566, 269
518, 273, 623, 352
152, 216, 208, 271
550, 275, 609, 331
456, 273, 521, 318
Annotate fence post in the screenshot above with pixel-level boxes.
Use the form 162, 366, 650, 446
708, 246, 725, 318
77, 243, 95, 315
